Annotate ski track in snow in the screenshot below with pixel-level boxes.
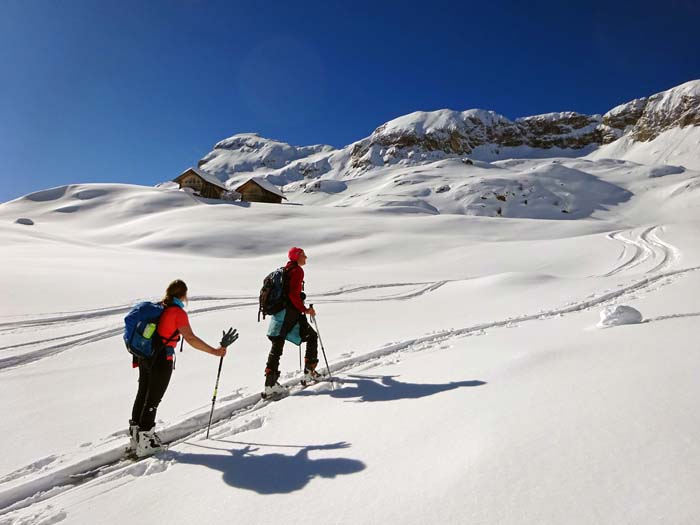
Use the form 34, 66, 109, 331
0, 282, 446, 371
0, 505, 67, 525
3, 224, 679, 371
2, 258, 699, 516
602, 225, 678, 277
0, 331, 95, 352
0, 282, 432, 330
643, 226, 681, 273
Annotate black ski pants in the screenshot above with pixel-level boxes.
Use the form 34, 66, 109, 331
131, 351, 173, 431
265, 306, 318, 384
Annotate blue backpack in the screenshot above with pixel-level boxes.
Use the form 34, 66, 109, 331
123, 302, 179, 359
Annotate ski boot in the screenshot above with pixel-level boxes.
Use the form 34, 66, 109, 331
301, 369, 322, 386
135, 429, 165, 458
262, 382, 288, 399
301, 359, 321, 386
262, 368, 287, 399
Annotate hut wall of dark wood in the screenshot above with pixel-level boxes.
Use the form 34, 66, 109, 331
176, 171, 225, 199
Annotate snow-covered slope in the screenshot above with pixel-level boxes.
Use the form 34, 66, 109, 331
2, 170, 700, 523
2, 82, 700, 525
588, 125, 700, 170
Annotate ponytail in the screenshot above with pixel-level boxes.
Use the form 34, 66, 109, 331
162, 279, 188, 307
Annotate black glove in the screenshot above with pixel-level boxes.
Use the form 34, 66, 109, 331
220, 327, 239, 348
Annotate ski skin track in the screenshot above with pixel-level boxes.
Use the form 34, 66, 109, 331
0, 282, 445, 371
3, 219, 678, 371
0, 282, 434, 330
1, 257, 698, 516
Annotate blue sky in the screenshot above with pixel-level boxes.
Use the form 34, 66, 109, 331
0, 0, 698, 202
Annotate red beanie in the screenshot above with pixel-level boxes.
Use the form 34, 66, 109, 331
288, 247, 304, 262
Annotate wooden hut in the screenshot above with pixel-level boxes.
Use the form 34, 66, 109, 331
173, 168, 228, 199
235, 177, 287, 204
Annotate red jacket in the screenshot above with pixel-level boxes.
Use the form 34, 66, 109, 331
285, 261, 307, 313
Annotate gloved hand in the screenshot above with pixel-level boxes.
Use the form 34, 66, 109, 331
220, 327, 239, 348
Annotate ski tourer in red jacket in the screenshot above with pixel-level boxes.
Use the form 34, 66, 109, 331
263, 247, 319, 396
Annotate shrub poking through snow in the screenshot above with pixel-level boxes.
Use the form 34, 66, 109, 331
597, 305, 643, 328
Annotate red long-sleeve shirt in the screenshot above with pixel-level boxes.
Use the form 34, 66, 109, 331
285, 261, 307, 313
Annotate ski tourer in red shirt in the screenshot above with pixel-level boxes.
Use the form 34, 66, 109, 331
263, 247, 319, 396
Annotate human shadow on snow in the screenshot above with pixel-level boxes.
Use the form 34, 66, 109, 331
172, 441, 365, 494
298, 374, 486, 403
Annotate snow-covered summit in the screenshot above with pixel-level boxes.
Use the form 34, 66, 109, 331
375, 109, 513, 138
199, 133, 335, 181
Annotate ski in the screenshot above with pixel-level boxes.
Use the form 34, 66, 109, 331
2, 373, 335, 514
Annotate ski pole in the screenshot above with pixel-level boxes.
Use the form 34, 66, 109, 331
207, 327, 238, 439
206, 355, 224, 439
299, 344, 302, 371
310, 304, 334, 390
206, 328, 238, 439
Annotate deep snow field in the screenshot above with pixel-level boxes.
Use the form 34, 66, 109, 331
1, 152, 700, 524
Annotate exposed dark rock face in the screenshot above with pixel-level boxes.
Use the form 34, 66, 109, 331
632, 93, 700, 141
599, 97, 648, 143
518, 113, 601, 149
350, 111, 604, 168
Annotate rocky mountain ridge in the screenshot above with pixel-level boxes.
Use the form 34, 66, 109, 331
197, 80, 700, 187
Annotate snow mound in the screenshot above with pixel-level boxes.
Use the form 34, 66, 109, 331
155, 181, 181, 191
597, 305, 643, 328
458, 163, 632, 219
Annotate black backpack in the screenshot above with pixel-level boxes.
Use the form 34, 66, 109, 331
258, 267, 288, 321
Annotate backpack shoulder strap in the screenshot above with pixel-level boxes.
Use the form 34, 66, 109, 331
158, 305, 183, 345
282, 263, 296, 292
